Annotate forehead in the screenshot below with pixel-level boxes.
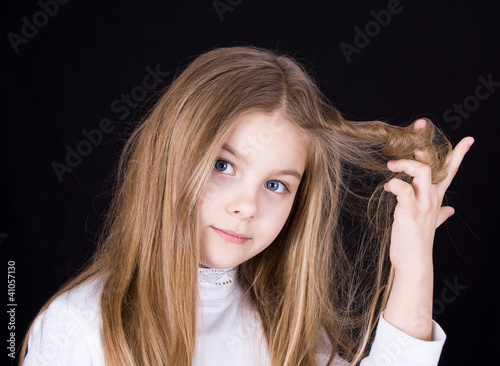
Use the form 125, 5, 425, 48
224, 112, 308, 167
226, 111, 308, 149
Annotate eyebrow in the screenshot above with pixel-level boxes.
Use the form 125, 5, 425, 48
221, 144, 303, 181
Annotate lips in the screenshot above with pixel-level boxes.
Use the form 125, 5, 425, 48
211, 226, 250, 244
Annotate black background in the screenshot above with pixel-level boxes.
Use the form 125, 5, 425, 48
3, 1, 499, 365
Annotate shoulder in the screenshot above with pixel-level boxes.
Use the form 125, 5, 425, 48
23, 278, 106, 366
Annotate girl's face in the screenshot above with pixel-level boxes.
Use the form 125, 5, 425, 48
198, 112, 308, 269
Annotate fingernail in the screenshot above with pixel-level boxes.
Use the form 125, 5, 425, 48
467, 137, 475, 147
388, 160, 396, 165
415, 119, 427, 129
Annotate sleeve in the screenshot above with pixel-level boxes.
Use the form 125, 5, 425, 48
359, 312, 446, 366
23, 288, 105, 366
315, 312, 446, 366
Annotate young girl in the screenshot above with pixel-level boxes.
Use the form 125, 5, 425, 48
21, 46, 473, 365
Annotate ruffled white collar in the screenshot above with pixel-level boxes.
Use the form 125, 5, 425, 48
198, 267, 236, 286
198, 267, 238, 302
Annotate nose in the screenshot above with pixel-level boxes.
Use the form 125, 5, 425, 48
225, 188, 258, 219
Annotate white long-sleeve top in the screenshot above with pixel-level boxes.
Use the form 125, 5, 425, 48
24, 268, 446, 365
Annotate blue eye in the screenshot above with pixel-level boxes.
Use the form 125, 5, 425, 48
214, 159, 234, 174
214, 160, 287, 193
266, 180, 286, 193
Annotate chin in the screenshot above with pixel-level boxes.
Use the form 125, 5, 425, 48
200, 254, 243, 270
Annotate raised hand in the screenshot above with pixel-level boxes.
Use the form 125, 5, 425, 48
382, 119, 474, 340
384, 120, 474, 271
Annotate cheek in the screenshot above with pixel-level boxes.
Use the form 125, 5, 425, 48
198, 181, 220, 214
260, 198, 295, 241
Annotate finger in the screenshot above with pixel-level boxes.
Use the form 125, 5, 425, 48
384, 178, 415, 207
436, 137, 474, 194
413, 118, 427, 130
387, 159, 432, 200
412, 119, 426, 160
413, 119, 427, 161
414, 149, 424, 159
436, 206, 455, 228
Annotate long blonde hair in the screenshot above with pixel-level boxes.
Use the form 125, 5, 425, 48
21, 46, 451, 365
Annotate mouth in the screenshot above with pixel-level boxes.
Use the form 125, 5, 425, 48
211, 226, 250, 244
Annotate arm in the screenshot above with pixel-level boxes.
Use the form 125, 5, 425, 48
382, 120, 474, 340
